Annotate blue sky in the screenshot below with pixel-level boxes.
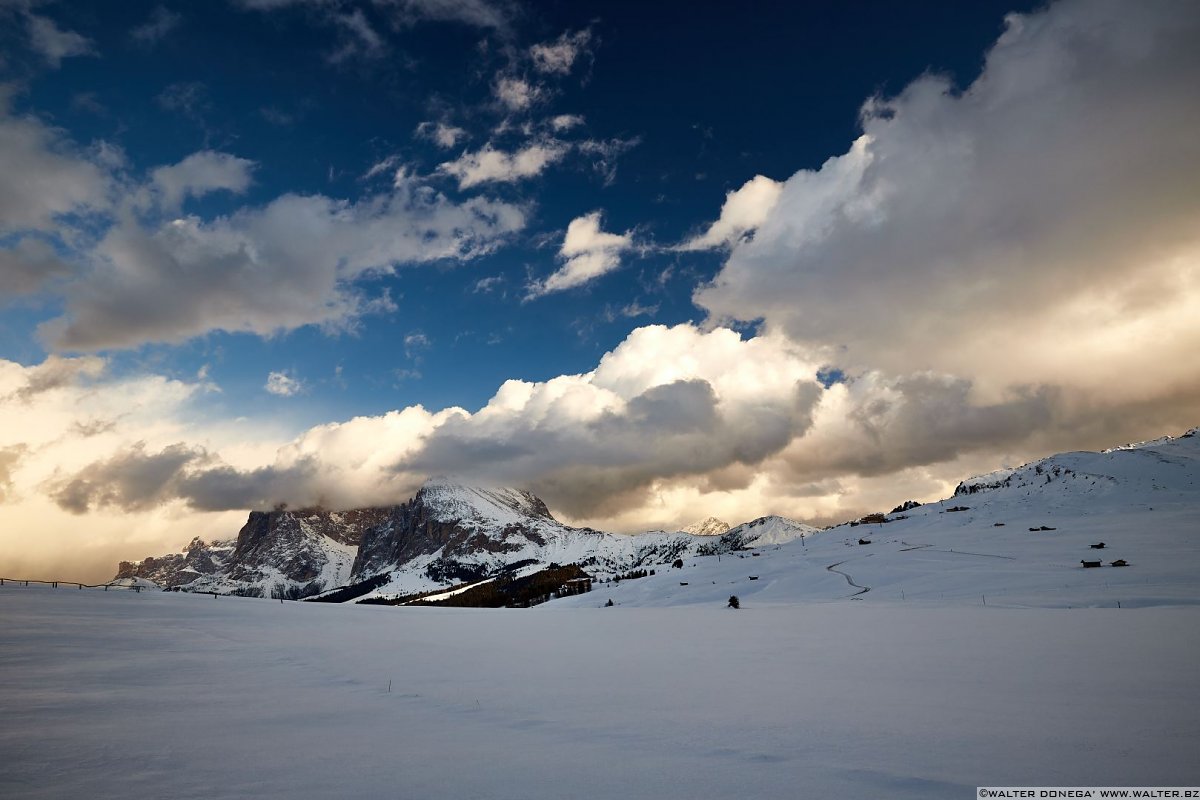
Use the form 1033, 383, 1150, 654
2, 0, 1036, 422
2, 0, 1198, 580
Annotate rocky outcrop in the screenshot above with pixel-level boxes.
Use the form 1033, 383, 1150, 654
351, 482, 603, 583
116, 537, 233, 587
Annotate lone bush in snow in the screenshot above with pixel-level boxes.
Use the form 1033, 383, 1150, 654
727, 595, 740, 609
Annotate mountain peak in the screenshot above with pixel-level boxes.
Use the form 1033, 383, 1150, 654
681, 517, 731, 536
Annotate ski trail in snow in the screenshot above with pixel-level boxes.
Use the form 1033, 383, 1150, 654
825, 558, 871, 597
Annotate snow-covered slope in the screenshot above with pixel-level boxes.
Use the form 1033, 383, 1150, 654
555, 428, 1200, 609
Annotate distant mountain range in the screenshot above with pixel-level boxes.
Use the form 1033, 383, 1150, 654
115, 477, 815, 600
117, 427, 1200, 607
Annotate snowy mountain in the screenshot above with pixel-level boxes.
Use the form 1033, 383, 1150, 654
114, 427, 1200, 606
115, 479, 771, 599
116, 536, 235, 588
723, 515, 817, 546
119, 507, 391, 599
555, 428, 1200, 609
681, 517, 731, 536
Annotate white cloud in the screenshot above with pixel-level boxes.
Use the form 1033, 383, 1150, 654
150, 150, 256, 209
415, 121, 467, 149
526, 212, 632, 298
0, 356, 278, 581
40, 170, 526, 351
695, 0, 1200, 407
7, 317, 1199, 581
0, 98, 111, 235
530, 29, 592, 75
265, 371, 303, 397
439, 140, 568, 189
548, 114, 584, 132
493, 76, 544, 112
678, 175, 783, 250
403, 331, 431, 359
26, 14, 94, 67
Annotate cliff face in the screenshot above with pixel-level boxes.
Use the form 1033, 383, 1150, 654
351, 484, 566, 582
226, 507, 393, 585
116, 537, 233, 587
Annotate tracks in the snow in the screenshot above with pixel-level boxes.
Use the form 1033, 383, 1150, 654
826, 557, 871, 597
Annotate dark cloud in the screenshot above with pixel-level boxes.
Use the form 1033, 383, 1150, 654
45, 441, 323, 514
10, 355, 105, 402
0, 238, 74, 298
48, 442, 206, 514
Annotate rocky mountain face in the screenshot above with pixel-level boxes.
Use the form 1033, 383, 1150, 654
351, 481, 599, 584
114, 479, 814, 600
116, 537, 234, 588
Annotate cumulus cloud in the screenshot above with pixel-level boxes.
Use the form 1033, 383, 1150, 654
439, 140, 568, 188
526, 211, 632, 298
6, 319, 1198, 580
0, 99, 111, 235
40, 170, 526, 351
695, 0, 1200, 406
678, 175, 782, 250
530, 29, 593, 75
38, 326, 823, 518
43, 320, 1174, 530
149, 150, 255, 209
7, 0, 1200, 584
9, 355, 106, 402
0, 237, 74, 297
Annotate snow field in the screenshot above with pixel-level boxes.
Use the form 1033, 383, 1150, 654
2, 585, 1198, 799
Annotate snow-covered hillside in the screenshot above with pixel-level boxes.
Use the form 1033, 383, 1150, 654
555, 428, 1200, 609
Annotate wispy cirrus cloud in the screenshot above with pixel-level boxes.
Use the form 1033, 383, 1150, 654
130, 6, 182, 46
